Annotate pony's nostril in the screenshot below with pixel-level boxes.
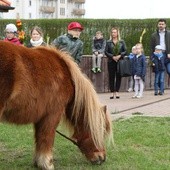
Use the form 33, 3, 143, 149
99, 155, 106, 163
91, 159, 102, 165
91, 155, 106, 165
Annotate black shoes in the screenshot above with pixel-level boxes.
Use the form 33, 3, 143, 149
110, 96, 120, 99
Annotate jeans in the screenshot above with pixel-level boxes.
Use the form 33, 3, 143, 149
166, 62, 170, 77
154, 71, 165, 94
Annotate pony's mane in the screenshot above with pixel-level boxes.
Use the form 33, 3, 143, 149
44, 46, 113, 148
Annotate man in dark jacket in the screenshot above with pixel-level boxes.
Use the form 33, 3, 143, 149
150, 19, 170, 77
52, 22, 83, 64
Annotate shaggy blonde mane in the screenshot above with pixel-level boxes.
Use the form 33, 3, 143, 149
46, 46, 113, 149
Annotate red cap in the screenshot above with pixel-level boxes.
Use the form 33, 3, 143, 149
67, 22, 83, 31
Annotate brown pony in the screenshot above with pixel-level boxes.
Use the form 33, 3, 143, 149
0, 41, 113, 170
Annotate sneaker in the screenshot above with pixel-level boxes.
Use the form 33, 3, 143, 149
132, 95, 137, 98
159, 92, 163, 95
128, 88, 133, 92
97, 68, 101, 73
136, 95, 142, 98
91, 68, 96, 73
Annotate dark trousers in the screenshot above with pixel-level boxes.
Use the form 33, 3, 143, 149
108, 62, 121, 92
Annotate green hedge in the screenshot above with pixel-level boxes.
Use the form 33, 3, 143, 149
1, 18, 169, 55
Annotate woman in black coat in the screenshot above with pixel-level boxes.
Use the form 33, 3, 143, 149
105, 27, 127, 99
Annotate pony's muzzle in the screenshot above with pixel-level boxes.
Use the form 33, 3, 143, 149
90, 154, 106, 165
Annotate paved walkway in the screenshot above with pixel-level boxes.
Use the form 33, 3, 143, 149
98, 89, 170, 120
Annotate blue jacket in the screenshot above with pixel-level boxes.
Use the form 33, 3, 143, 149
132, 54, 146, 80
151, 53, 165, 73
128, 53, 135, 59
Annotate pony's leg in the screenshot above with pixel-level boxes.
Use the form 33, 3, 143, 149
0, 104, 5, 120
33, 116, 60, 170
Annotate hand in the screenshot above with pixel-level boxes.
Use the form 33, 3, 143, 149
116, 55, 121, 60
168, 54, 170, 58
112, 56, 118, 62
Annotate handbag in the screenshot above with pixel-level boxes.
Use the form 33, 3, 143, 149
117, 58, 132, 77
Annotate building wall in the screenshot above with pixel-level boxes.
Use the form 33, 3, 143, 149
2, 0, 85, 19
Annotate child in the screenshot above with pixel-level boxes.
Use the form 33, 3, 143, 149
127, 46, 136, 92
91, 31, 106, 73
27, 26, 46, 48
131, 43, 146, 98
52, 22, 83, 64
4, 23, 21, 45
151, 45, 165, 95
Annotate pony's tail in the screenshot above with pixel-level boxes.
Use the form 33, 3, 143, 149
62, 53, 113, 149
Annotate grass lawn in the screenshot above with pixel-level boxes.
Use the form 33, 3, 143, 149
0, 116, 170, 170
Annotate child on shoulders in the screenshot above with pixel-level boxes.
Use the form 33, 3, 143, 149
4, 23, 22, 45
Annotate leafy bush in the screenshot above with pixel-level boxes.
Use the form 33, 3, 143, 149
1, 18, 169, 55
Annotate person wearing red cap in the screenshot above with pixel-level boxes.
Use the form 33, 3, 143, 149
52, 21, 83, 64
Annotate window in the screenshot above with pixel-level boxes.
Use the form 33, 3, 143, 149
60, 8, 65, 16
60, 0, 65, 3
75, 4, 81, 9
16, 13, 19, 19
29, 0, 32, 6
29, 13, 32, 19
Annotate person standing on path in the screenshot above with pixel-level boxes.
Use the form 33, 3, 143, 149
105, 27, 127, 99
127, 45, 136, 92
150, 19, 170, 81
151, 45, 165, 95
132, 43, 146, 98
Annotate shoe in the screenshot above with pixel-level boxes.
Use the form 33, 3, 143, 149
154, 93, 158, 96
115, 92, 120, 99
97, 68, 101, 73
110, 96, 114, 99
136, 95, 142, 98
91, 68, 96, 73
132, 95, 137, 98
159, 92, 163, 95
127, 88, 133, 92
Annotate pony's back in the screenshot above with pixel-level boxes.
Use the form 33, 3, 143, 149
0, 41, 75, 123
